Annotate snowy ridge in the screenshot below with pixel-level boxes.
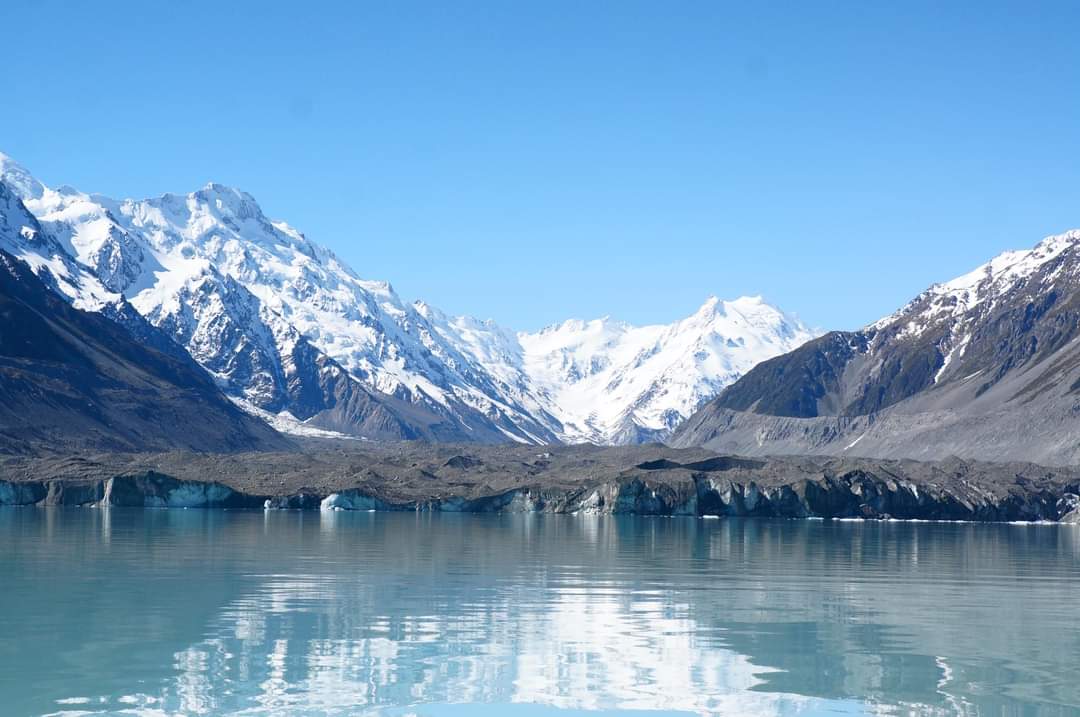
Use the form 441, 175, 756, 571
0, 151, 816, 444
0, 180, 120, 312
866, 229, 1080, 388
873, 229, 1080, 337
518, 296, 815, 442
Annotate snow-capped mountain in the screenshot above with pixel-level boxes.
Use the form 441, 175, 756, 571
868, 230, 1080, 385
517, 296, 814, 443
0, 152, 815, 444
673, 229, 1080, 464
1, 157, 545, 442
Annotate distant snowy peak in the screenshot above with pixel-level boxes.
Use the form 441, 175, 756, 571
520, 295, 809, 383
517, 295, 816, 443
682, 294, 807, 343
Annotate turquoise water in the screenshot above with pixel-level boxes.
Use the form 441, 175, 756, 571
1, 510, 1079, 716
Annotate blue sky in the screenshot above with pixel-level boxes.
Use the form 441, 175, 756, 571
3, 1, 1079, 331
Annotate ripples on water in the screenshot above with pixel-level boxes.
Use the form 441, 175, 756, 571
1, 509, 1078, 716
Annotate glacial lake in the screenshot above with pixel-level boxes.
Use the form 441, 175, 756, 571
1, 509, 1079, 716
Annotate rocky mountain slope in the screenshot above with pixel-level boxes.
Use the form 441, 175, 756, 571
673, 230, 1080, 464
0, 245, 286, 453
0, 152, 813, 444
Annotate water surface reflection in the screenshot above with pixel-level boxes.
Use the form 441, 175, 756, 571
1, 510, 1077, 716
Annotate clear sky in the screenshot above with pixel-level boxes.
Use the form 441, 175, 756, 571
3, 1, 1079, 331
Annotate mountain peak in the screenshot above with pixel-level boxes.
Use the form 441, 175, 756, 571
193, 182, 262, 213
697, 295, 722, 313
694, 295, 771, 315
543, 315, 622, 335
727, 294, 766, 308
691, 295, 785, 326
0, 151, 45, 201
200, 181, 251, 197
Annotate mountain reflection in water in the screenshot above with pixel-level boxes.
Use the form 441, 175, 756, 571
1, 509, 1078, 716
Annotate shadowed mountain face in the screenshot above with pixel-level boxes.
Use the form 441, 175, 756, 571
0, 248, 290, 453
673, 230, 1080, 465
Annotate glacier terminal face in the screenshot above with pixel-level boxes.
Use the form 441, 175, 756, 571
1, 445, 1077, 522
0, 151, 815, 444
